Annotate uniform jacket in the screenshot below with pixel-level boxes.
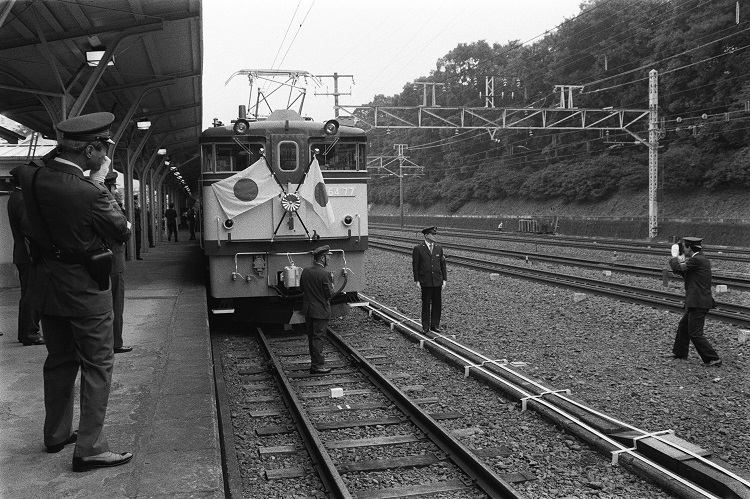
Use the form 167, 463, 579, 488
7, 187, 32, 265
669, 252, 715, 309
300, 263, 333, 319
413, 241, 447, 287
18, 159, 129, 316
106, 204, 130, 274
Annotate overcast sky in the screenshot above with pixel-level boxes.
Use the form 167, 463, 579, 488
201, 0, 583, 128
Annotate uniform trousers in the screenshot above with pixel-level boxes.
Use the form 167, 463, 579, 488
305, 317, 328, 369
167, 223, 178, 242
41, 312, 114, 457
15, 262, 42, 343
420, 286, 442, 332
672, 307, 720, 363
135, 230, 142, 259
110, 272, 125, 349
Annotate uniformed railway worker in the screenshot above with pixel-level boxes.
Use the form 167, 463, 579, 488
667, 236, 722, 367
7, 165, 44, 345
300, 245, 334, 374
412, 226, 447, 333
102, 171, 133, 354
16, 112, 133, 471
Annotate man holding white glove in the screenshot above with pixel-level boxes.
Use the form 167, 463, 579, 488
667, 236, 722, 367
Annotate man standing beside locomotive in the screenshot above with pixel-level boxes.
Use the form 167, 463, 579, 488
17, 112, 133, 471
413, 226, 447, 333
667, 236, 722, 367
300, 245, 334, 374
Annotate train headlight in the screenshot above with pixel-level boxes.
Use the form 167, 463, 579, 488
233, 119, 249, 135
323, 119, 339, 135
343, 215, 353, 227
223, 219, 234, 230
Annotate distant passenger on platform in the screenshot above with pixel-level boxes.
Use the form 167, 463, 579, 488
7, 165, 44, 346
186, 206, 196, 240
102, 171, 133, 354
667, 236, 722, 367
412, 226, 447, 334
300, 245, 334, 374
133, 194, 143, 259
497, 222, 503, 231
165, 203, 178, 242
16, 111, 133, 471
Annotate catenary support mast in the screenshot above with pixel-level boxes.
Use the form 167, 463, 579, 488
648, 69, 659, 239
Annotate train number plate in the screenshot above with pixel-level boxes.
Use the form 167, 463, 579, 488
327, 187, 355, 197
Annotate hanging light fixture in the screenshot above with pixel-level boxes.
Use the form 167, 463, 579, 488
86, 49, 114, 67
136, 117, 151, 130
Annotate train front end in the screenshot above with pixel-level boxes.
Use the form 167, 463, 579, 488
200, 109, 368, 324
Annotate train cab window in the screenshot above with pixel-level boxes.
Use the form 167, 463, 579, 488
278, 141, 298, 171
312, 142, 366, 170
214, 143, 264, 172
201, 145, 214, 173
216, 146, 233, 172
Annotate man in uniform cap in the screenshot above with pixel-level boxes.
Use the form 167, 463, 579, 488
667, 236, 722, 367
95, 169, 133, 355
7, 165, 44, 345
15, 111, 133, 471
300, 245, 334, 374
412, 226, 447, 333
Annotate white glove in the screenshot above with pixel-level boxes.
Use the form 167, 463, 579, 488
670, 244, 679, 257
89, 156, 111, 184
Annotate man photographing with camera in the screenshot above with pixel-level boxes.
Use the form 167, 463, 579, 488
16, 112, 133, 471
666, 236, 722, 367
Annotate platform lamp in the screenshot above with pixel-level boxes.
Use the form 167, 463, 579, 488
157, 148, 167, 155
86, 48, 114, 67
136, 117, 151, 130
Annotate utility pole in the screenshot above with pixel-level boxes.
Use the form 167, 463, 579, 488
648, 69, 659, 239
316, 73, 354, 117
394, 144, 408, 227
413, 81, 445, 107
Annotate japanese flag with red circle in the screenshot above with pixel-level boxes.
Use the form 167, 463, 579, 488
211, 158, 278, 219
299, 158, 335, 226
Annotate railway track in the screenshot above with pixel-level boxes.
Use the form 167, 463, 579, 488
370, 234, 750, 291
368, 240, 750, 327
358, 294, 750, 499
218, 325, 533, 498
371, 223, 750, 263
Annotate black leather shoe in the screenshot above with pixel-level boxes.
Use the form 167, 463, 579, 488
23, 337, 46, 346
430, 327, 442, 334
136, 257, 143, 260
310, 366, 332, 374
72, 451, 133, 472
114, 346, 133, 353
663, 354, 687, 359
703, 359, 722, 367
46, 431, 77, 453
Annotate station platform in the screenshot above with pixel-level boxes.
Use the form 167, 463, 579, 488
0, 236, 224, 499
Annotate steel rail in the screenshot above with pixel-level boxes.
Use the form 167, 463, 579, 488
326, 327, 525, 499
359, 294, 748, 499
371, 223, 750, 262
370, 234, 750, 290
255, 328, 352, 499
369, 240, 750, 327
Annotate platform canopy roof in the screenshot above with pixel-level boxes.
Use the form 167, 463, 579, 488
0, 0, 202, 196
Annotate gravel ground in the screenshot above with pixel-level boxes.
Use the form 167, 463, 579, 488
352, 245, 750, 496
218, 240, 749, 498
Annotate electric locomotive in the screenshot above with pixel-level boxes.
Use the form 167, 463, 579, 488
200, 106, 368, 323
